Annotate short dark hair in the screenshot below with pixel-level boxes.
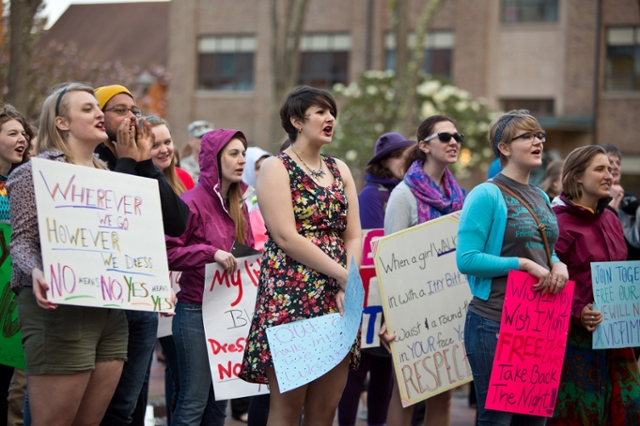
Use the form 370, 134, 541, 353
598, 143, 622, 159
403, 115, 457, 173
279, 86, 337, 142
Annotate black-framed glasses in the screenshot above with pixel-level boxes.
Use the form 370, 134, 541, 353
423, 132, 464, 144
104, 104, 142, 118
510, 131, 546, 144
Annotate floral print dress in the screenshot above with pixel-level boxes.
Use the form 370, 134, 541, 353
240, 152, 361, 384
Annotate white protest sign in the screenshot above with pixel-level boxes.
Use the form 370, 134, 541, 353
31, 158, 172, 312
375, 212, 472, 407
203, 254, 268, 399
592, 261, 640, 349
266, 257, 364, 393
157, 270, 181, 338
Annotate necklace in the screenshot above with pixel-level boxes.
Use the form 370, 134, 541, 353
291, 146, 326, 179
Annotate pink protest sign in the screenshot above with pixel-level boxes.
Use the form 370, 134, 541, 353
485, 270, 574, 417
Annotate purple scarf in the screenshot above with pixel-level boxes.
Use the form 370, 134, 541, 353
404, 160, 465, 224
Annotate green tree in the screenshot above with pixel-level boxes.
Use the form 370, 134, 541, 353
327, 71, 497, 184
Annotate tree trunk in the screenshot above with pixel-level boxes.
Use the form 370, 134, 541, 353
395, 0, 443, 137
269, 0, 310, 150
7, 0, 42, 112
391, 0, 409, 133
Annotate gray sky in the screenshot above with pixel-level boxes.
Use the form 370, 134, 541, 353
42, 0, 169, 28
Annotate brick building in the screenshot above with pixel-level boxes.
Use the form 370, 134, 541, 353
167, 0, 640, 178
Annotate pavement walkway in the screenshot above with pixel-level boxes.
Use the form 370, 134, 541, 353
147, 356, 478, 425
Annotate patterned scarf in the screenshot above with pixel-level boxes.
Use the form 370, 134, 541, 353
404, 160, 465, 224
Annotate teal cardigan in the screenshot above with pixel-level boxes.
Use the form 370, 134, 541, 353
456, 181, 560, 300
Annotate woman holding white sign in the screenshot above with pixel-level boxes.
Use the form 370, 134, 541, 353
165, 128, 254, 426
549, 145, 640, 425
240, 86, 362, 426
7, 83, 132, 426
457, 110, 568, 425
382, 115, 466, 426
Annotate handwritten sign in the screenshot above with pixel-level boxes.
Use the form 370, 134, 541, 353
592, 261, 640, 349
266, 257, 364, 393
156, 270, 181, 338
0, 224, 25, 369
31, 158, 172, 312
375, 212, 472, 407
203, 254, 268, 399
361, 229, 384, 348
486, 270, 574, 417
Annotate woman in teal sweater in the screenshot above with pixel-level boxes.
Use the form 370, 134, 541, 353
456, 110, 568, 426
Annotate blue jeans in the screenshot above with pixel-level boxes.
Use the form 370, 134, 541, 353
171, 302, 226, 426
464, 310, 547, 426
101, 310, 158, 426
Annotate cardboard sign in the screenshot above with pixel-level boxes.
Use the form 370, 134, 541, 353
361, 229, 384, 348
31, 158, 173, 312
267, 257, 364, 393
486, 270, 574, 417
203, 254, 268, 399
592, 261, 640, 349
0, 224, 25, 369
156, 270, 181, 338
374, 213, 472, 407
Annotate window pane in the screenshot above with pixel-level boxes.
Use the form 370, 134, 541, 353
502, 0, 558, 23
605, 41, 638, 91
197, 36, 255, 91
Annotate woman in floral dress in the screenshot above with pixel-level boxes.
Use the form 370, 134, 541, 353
240, 86, 362, 426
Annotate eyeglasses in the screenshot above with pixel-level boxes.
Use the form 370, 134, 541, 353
510, 132, 546, 144
423, 132, 464, 144
104, 104, 142, 118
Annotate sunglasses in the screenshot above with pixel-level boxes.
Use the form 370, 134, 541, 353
423, 132, 464, 144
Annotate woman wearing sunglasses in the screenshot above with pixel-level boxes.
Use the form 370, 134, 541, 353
457, 110, 568, 425
380, 115, 465, 426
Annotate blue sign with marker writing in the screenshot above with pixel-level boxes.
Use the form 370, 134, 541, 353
591, 261, 640, 349
266, 257, 363, 393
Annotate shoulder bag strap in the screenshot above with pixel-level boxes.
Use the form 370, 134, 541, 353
489, 181, 552, 268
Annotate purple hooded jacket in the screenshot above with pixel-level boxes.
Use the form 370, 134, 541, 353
166, 129, 254, 304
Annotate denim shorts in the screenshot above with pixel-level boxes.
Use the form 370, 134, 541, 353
18, 290, 128, 375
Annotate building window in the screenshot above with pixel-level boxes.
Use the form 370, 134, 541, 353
502, 99, 555, 117
198, 35, 255, 91
385, 31, 454, 79
605, 27, 640, 91
298, 34, 350, 88
502, 0, 558, 23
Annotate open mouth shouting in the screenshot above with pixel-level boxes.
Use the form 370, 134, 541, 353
323, 125, 333, 137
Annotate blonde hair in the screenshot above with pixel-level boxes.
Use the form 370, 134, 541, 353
539, 160, 564, 199
37, 83, 106, 169
489, 110, 543, 168
144, 116, 187, 196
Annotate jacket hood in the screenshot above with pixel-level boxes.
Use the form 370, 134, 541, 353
242, 146, 272, 188
553, 192, 612, 219
198, 128, 247, 193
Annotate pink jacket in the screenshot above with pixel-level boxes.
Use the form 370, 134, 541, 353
165, 129, 254, 304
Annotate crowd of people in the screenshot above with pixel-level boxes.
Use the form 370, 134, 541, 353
0, 81, 639, 426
